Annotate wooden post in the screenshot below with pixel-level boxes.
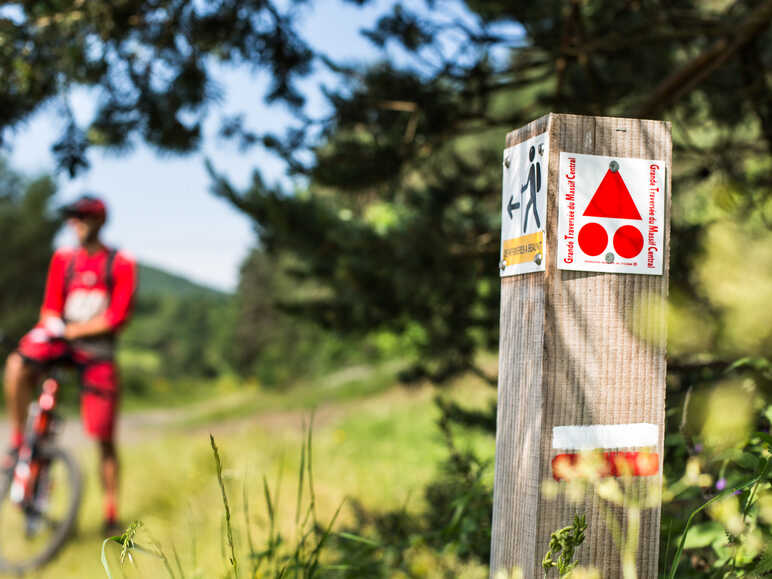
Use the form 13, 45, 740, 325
491, 114, 671, 578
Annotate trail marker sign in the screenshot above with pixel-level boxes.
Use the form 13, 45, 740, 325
557, 153, 665, 274
491, 114, 671, 578
500, 132, 549, 276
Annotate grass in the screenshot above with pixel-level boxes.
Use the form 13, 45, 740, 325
7, 362, 496, 579
175, 360, 406, 428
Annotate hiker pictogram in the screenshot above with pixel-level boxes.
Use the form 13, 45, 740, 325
577, 161, 644, 259
520, 146, 541, 232
501, 133, 549, 277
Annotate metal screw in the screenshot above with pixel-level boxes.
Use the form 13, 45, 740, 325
504, 155, 511, 168
499, 259, 507, 271
609, 160, 619, 172
605, 252, 615, 263
538, 144, 544, 156
534, 253, 542, 266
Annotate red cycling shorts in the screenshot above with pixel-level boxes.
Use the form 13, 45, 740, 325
17, 327, 119, 442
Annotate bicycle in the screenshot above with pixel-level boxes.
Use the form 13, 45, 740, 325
0, 334, 83, 573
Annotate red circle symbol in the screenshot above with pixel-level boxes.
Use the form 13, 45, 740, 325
613, 225, 644, 258
578, 223, 608, 256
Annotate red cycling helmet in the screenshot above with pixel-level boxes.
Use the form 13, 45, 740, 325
60, 194, 107, 220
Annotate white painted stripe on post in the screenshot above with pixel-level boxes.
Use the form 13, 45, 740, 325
552, 423, 658, 450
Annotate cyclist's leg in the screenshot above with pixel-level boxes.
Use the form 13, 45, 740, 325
78, 358, 120, 528
98, 439, 119, 531
4, 329, 68, 453
3, 353, 40, 449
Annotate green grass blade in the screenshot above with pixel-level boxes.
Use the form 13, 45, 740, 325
210, 434, 239, 579
307, 412, 318, 525
157, 546, 178, 579
262, 475, 275, 530
260, 474, 278, 575
101, 538, 119, 579
337, 532, 380, 547
242, 478, 256, 568
172, 543, 185, 579
295, 420, 307, 526
147, 534, 178, 579
306, 499, 345, 574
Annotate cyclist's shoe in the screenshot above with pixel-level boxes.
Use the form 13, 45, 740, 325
1, 446, 19, 476
103, 518, 124, 538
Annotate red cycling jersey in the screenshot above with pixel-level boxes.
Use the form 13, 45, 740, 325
41, 246, 137, 330
17, 245, 137, 441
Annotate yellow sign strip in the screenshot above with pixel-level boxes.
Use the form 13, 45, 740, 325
502, 231, 543, 266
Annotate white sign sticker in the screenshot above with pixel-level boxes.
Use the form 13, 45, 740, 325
500, 132, 549, 276
552, 423, 658, 450
557, 152, 665, 275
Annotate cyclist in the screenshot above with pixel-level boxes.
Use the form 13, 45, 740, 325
2, 194, 137, 535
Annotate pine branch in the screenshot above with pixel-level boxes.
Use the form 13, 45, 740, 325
635, 0, 772, 118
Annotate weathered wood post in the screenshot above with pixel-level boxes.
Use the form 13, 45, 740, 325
491, 114, 671, 578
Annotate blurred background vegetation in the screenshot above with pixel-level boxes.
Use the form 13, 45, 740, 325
1, 0, 771, 577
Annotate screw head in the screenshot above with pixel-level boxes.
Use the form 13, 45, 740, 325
534, 253, 542, 266
605, 252, 615, 263
609, 160, 619, 172
538, 144, 544, 156
499, 259, 507, 271
504, 155, 511, 168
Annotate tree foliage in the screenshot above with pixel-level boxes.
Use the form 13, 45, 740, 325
227, 247, 404, 385
0, 0, 312, 175
121, 293, 230, 379
210, 0, 772, 381
0, 159, 59, 357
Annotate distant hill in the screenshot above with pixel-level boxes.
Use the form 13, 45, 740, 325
137, 263, 228, 299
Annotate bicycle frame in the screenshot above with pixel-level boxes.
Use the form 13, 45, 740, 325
10, 376, 61, 508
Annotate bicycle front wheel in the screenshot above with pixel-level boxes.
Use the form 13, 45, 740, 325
0, 446, 82, 573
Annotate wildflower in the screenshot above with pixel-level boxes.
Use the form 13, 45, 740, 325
566, 568, 601, 579
758, 491, 772, 524
684, 457, 712, 487
596, 479, 624, 506
643, 480, 662, 508
541, 479, 559, 500
684, 457, 702, 485
494, 568, 523, 579
566, 479, 586, 504
708, 495, 745, 535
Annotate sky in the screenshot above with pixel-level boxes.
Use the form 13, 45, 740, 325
4, 0, 403, 291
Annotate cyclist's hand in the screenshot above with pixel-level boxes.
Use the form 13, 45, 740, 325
26, 317, 66, 343
63, 324, 80, 341
43, 317, 66, 339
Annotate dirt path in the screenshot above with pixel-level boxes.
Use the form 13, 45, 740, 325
0, 381, 435, 452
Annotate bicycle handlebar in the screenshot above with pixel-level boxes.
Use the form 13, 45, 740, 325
0, 329, 71, 350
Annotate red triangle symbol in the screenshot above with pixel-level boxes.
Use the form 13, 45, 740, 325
583, 169, 641, 220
